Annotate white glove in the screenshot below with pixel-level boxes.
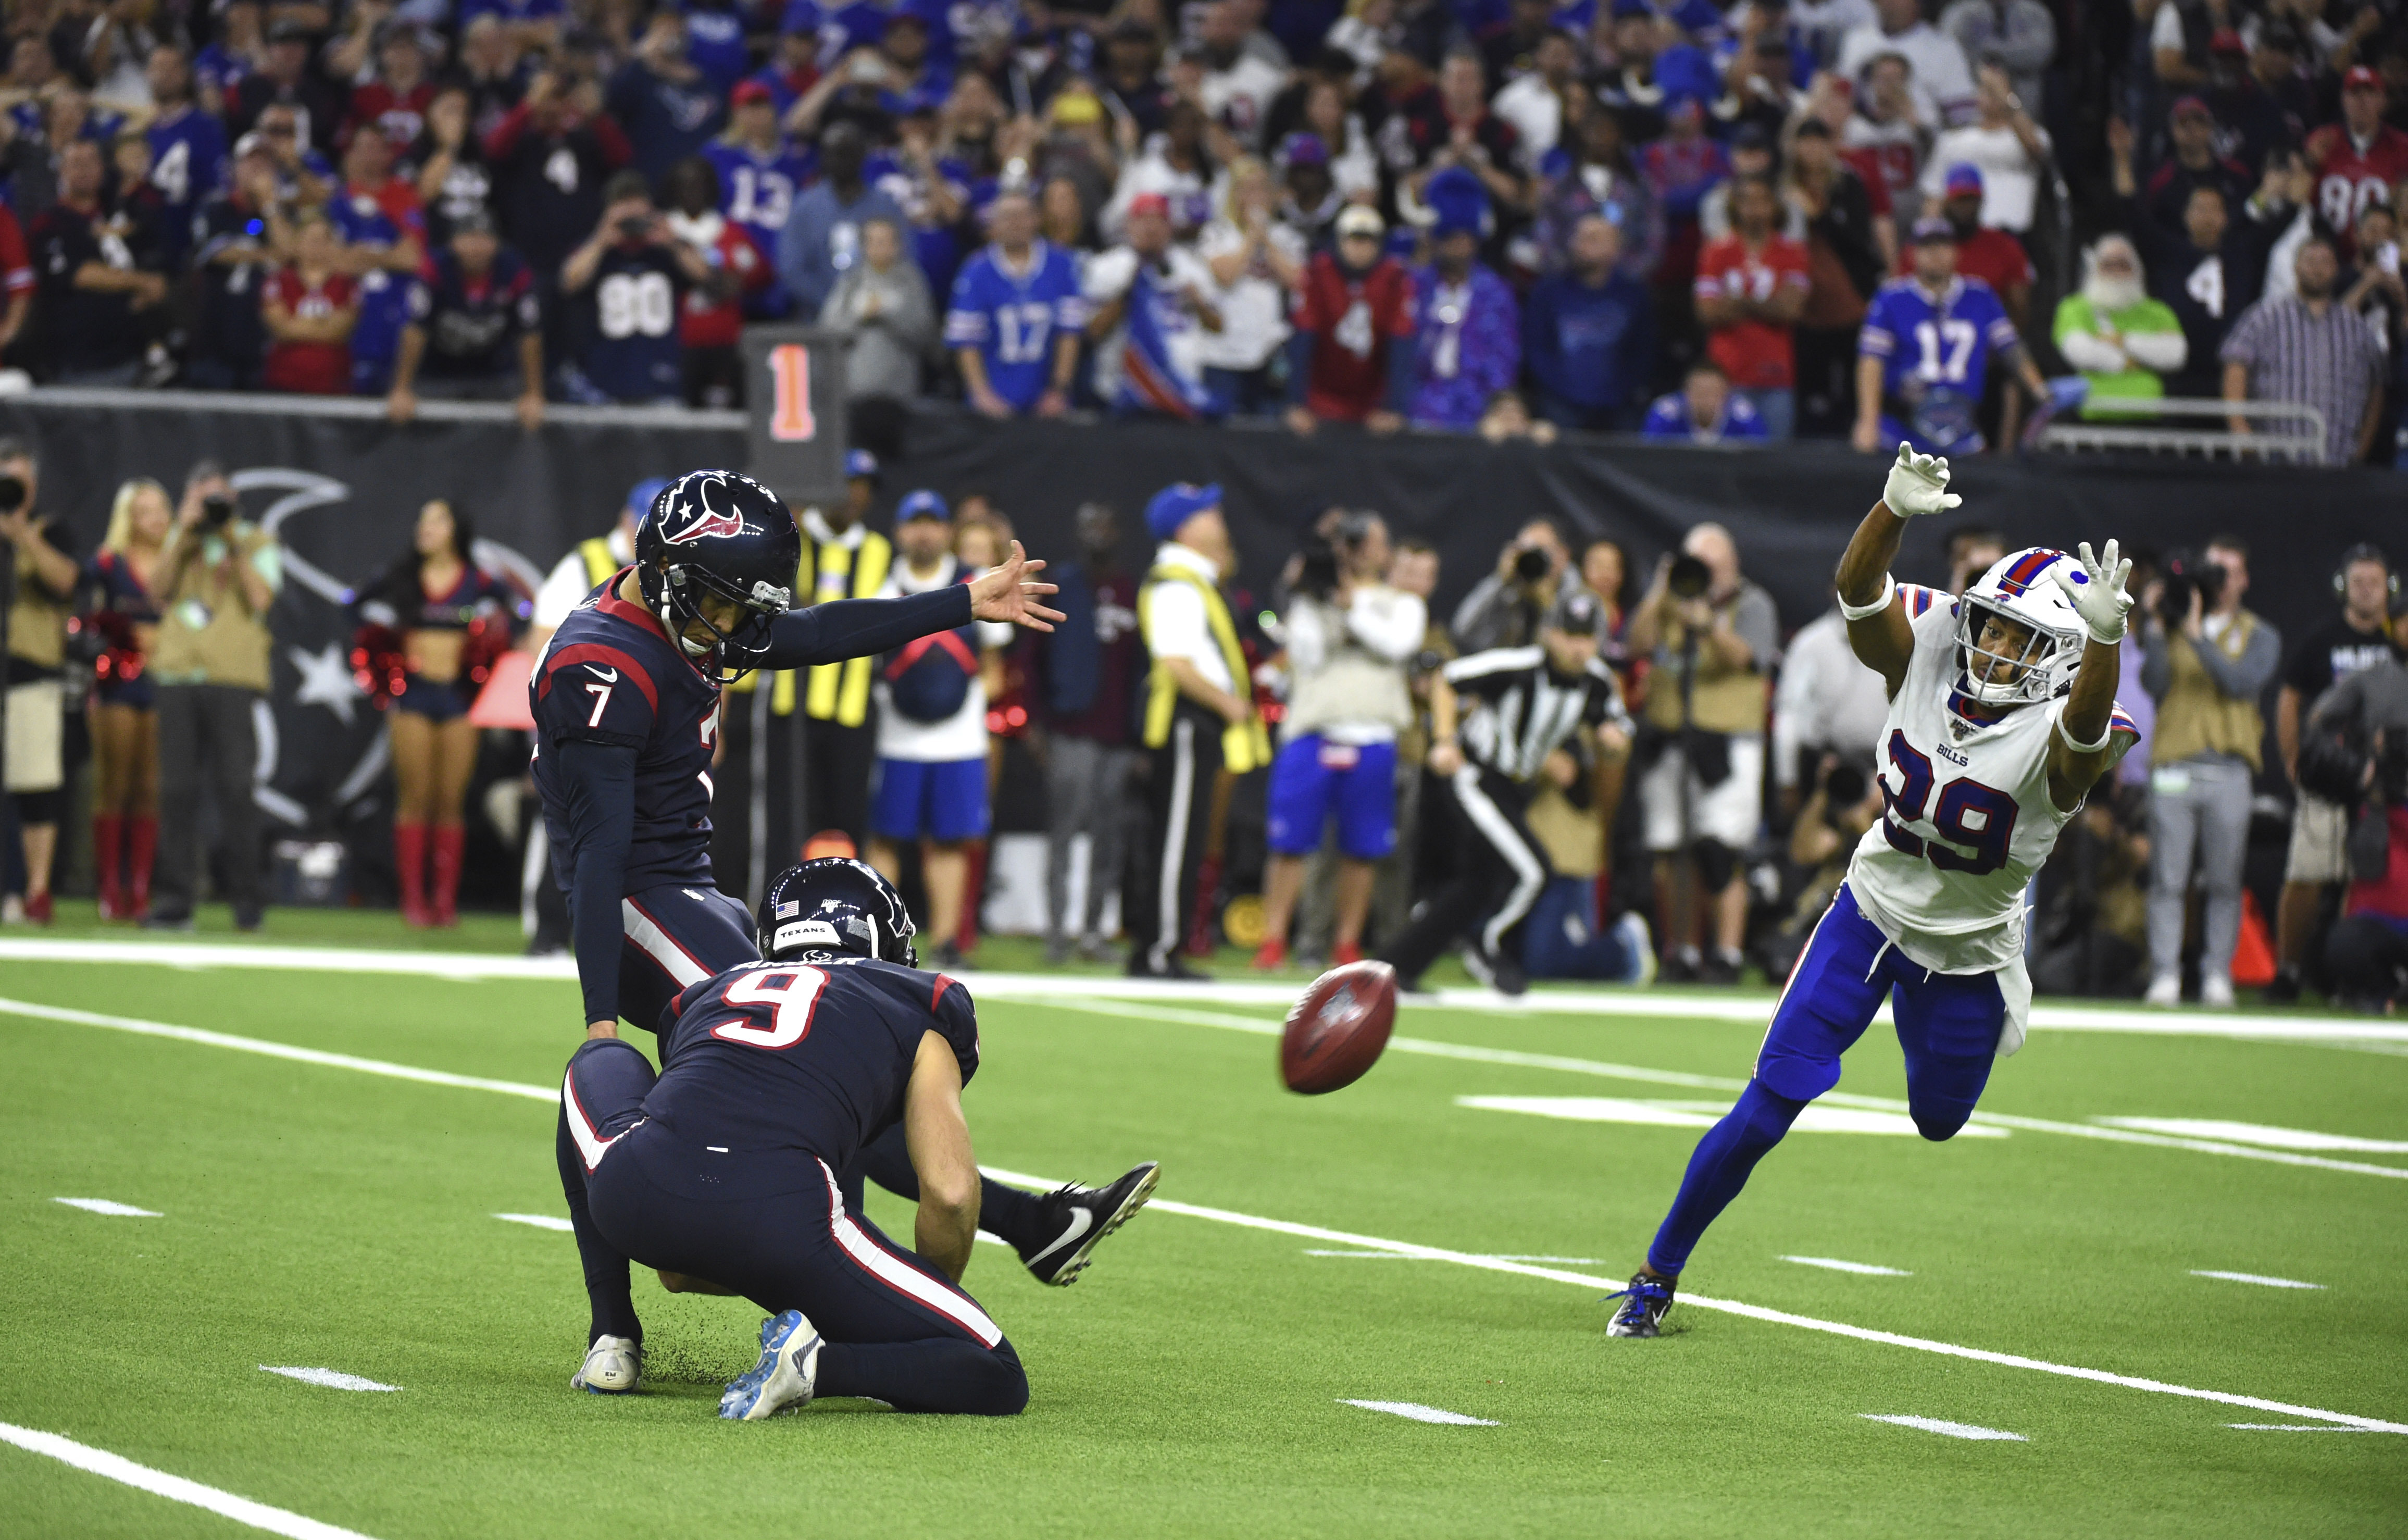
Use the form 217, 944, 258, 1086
1881, 441, 1962, 518
2050, 539, 2135, 644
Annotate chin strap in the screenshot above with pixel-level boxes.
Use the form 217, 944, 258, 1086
1837, 573, 1896, 622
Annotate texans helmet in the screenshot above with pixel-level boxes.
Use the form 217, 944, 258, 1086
634, 469, 802, 674
757, 858, 919, 967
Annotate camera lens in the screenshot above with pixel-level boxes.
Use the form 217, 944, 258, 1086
0, 475, 23, 513
1513, 547, 1551, 583
1667, 554, 1711, 600
202, 494, 236, 526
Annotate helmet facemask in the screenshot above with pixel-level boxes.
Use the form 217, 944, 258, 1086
643, 560, 791, 682
1953, 595, 2075, 707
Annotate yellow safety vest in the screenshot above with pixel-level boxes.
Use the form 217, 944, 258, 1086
727, 527, 892, 722
577, 537, 618, 588
1139, 563, 1270, 774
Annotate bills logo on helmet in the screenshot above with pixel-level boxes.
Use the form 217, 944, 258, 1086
656, 471, 768, 546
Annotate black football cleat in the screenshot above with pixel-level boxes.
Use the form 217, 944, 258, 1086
1605, 1271, 1676, 1338
1461, 943, 1527, 997
1020, 1162, 1161, 1286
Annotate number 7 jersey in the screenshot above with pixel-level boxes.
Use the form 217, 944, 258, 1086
1845, 584, 2136, 981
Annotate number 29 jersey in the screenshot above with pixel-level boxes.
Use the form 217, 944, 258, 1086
1845, 584, 2135, 977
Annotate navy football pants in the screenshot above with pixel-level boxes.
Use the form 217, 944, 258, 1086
1644, 884, 2005, 1277
559, 1039, 1027, 1415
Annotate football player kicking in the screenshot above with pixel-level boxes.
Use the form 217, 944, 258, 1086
1606, 445, 2139, 1338
562, 860, 1042, 1418
536, 470, 1156, 1395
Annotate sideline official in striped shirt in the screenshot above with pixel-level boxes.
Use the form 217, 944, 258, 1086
2218, 234, 2388, 465
1378, 589, 1633, 996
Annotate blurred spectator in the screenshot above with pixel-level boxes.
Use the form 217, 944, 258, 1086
1937, 0, 2054, 114
1084, 191, 1221, 419
1919, 162, 2031, 327
704, 81, 808, 316
663, 156, 770, 409
187, 133, 279, 391
824, 217, 936, 460
783, 452, 888, 850
1853, 217, 2047, 455
1597, 0, 1717, 145
947, 190, 1084, 419
485, 69, 633, 282
1638, 96, 1730, 282
1406, 48, 1529, 229
1272, 131, 1344, 246
1096, 20, 1173, 142
1105, 96, 1218, 241
1642, 358, 1771, 440
1408, 167, 1519, 430
1625, 523, 1779, 984
2306, 66, 2408, 260
261, 210, 360, 395
1493, 26, 1581, 169
2220, 234, 2387, 464
1787, 116, 1890, 435
1694, 173, 1810, 438
2237, 24, 2318, 167
1039, 176, 1096, 253
776, 121, 905, 320
869, 491, 1013, 969
1035, 502, 1143, 965
678, 0, 755, 94
608, 9, 725, 182
1717, 30, 1807, 146
2051, 233, 2188, 411
1, 439, 74, 924
233, 19, 341, 153
561, 169, 712, 405
1253, 510, 1422, 971
2306, 648, 2408, 1012
1699, 123, 1803, 245
1453, 516, 1577, 653
85, 476, 170, 922
1771, 601, 1888, 814
346, 20, 436, 147
1581, 536, 1630, 664
1920, 63, 2048, 238
385, 208, 545, 428
1476, 389, 1554, 443
2198, 26, 2295, 177
2140, 537, 2277, 1010
27, 138, 166, 384
881, 102, 973, 303
147, 463, 279, 932
2140, 95, 2254, 242
456, 17, 532, 137
1840, 51, 1930, 226
329, 128, 429, 395
2135, 177, 2275, 399
142, 46, 225, 269
1128, 482, 1265, 979
1761, 751, 1885, 979
1837, 0, 1976, 127
194, 2, 265, 120
1944, 522, 2006, 594
1197, 157, 1304, 416
1194, 1, 1289, 152
1524, 213, 1657, 431
1534, 101, 1661, 279
1284, 203, 1413, 434
2272, 544, 2398, 1002
412, 85, 497, 248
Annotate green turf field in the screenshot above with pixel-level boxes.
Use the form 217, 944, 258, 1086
3, 934, 2404, 1537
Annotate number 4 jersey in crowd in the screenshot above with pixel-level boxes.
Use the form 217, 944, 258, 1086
1844, 581, 2136, 1053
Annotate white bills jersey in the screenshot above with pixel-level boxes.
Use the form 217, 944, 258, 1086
1846, 584, 2137, 983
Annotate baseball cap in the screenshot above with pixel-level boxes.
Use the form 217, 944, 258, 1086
1334, 204, 1384, 240
844, 448, 880, 483
628, 477, 671, 515
896, 489, 951, 524
1145, 482, 1221, 542
2344, 64, 2383, 92
1128, 191, 1172, 219
1545, 588, 1603, 637
1909, 215, 1957, 245
1943, 162, 1984, 197
2169, 94, 2212, 120
730, 79, 773, 106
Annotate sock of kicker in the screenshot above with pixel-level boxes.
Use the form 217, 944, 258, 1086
554, 1108, 641, 1346
1645, 1081, 1807, 1278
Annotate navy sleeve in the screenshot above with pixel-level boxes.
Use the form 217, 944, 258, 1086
557, 738, 637, 1026
758, 583, 975, 668
534, 643, 659, 748
658, 975, 716, 1041
931, 973, 980, 1088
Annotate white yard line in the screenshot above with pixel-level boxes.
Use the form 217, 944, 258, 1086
2191, 1271, 2325, 1290
3, 938, 2402, 1044
11, 995, 2407, 1436
1859, 1414, 2026, 1442
2227, 1424, 2384, 1432
1781, 1257, 1913, 1276
52, 1198, 160, 1217
1340, 1400, 1499, 1426
258, 1367, 401, 1393
493, 1213, 575, 1233
0, 1422, 379, 1539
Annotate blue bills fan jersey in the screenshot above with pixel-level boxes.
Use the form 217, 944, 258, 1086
943, 240, 1088, 412
530, 575, 722, 893
647, 953, 982, 1165
1857, 276, 2021, 455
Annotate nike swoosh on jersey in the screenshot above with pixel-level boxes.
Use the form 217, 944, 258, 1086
1024, 1207, 1092, 1265
586, 665, 620, 682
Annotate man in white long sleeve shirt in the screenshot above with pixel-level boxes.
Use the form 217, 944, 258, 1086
1773, 605, 1891, 812
1252, 511, 1426, 970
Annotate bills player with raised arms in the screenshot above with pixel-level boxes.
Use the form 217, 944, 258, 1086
1605, 445, 2139, 1338
560, 859, 1033, 1418
537, 469, 1156, 1395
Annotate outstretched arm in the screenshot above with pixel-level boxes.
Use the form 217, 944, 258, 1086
2045, 541, 2140, 812
1836, 443, 1962, 697
755, 541, 1064, 668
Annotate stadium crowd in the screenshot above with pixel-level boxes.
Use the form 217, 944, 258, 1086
0, 0, 2404, 459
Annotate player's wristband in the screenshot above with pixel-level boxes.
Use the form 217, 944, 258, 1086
1836, 574, 1896, 622
2056, 714, 2116, 755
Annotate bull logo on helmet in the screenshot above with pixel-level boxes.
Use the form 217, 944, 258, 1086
659, 471, 754, 545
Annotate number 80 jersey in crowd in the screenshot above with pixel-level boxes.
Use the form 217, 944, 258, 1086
1845, 583, 2135, 983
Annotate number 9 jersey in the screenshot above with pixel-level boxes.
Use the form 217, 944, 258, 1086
1845, 582, 2136, 1033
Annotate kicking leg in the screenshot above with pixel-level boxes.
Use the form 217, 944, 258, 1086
855, 1122, 1158, 1288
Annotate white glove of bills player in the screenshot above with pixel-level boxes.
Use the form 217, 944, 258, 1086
2051, 539, 2135, 645
1881, 442, 1962, 518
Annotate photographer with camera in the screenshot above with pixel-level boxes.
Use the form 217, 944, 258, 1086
2138, 536, 2279, 1008
1251, 509, 1424, 972
2300, 635, 2408, 1012
1624, 523, 1780, 984
1451, 518, 1578, 654
1, 441, 77, 924
143, 463, 281, 932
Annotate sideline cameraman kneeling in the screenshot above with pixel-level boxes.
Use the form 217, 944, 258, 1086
1254, 511, 1424, 970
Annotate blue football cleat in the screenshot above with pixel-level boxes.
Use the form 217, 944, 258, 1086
1605, 1272, 1677, 1338
719, 1310, 823, 1420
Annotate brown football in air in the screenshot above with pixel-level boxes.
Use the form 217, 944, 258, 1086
1281, 961, 1399, 1095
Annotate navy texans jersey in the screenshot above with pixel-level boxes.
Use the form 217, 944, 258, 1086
531, 571, 723, 892
647, 953, 982, 1166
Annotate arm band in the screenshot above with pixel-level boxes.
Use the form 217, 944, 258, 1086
1836, 574, 1896, 622
2057, 713, 2117, 755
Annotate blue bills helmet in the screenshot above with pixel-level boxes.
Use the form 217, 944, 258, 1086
634, 469, 802, 673
757, 858, 918, 967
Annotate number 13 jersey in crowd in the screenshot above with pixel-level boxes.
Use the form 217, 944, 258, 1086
1845, 582, 2135, 980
